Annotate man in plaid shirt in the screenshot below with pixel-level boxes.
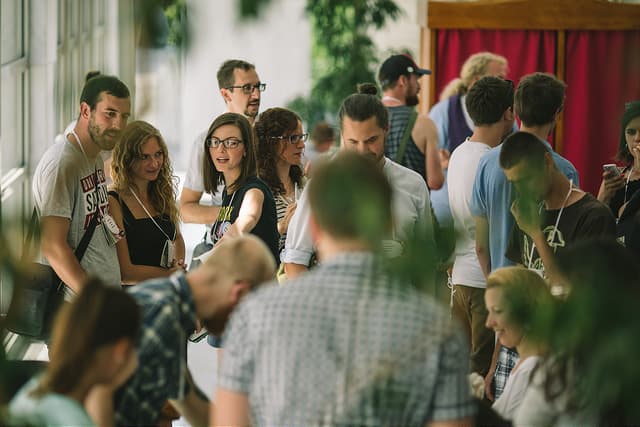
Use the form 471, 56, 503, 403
113, 235, 276, 426
213, 145, 475, 424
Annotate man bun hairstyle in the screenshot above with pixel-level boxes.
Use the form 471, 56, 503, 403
338, 83, 388, 131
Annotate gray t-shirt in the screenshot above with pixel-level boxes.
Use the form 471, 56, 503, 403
32, 138, 121, 291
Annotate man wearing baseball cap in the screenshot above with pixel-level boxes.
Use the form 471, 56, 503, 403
378, 54, 444, 191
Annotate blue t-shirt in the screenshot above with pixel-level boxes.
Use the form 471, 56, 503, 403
470, 140, 579, 271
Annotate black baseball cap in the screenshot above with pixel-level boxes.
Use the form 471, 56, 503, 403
378, 54, 431, 87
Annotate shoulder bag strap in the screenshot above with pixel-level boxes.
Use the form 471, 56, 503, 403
394, 109, 418, 164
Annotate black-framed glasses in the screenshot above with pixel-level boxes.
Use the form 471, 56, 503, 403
270, 133, 308, 144
225, 83, 266, 94
206, 137, 243, 149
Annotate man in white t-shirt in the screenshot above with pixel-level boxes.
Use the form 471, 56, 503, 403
447, 76, 515, 376
179, 59, 265, 223
282, 85, 434, 279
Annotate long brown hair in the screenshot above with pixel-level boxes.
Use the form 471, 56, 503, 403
254, 107, 303, 195
33, 278, 140, 396
111, 120, 180, 225
202, 112, 258, 194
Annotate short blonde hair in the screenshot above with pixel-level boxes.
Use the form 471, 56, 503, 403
202, 235, 276, 288
486, 266, 551, 330
439, 52, 508, 100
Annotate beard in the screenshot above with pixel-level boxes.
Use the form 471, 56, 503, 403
88, 114, 119, 151
406, 94, 419, 107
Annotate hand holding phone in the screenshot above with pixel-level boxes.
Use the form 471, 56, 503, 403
603, 164, 621, 178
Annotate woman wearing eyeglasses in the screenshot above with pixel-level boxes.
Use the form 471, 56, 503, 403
203, 112, 279, 263
255, 108, 307, 255
109, 120, 186, 284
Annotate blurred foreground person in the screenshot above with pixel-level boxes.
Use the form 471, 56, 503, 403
9, 279, 140, 427
515, 238, 640, 426
114, 235, 276, 426
213, 152, 474, 427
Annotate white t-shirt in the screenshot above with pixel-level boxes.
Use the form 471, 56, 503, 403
493, 355, 540, 420
447, 139, 491, 287
183, 128, 223, 205
282, 157, 434, 265
33, 138, 121, 291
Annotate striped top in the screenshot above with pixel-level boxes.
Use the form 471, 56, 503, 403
385, 105, 426, 181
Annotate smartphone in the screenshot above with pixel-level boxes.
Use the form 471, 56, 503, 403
188, 328, 208, 343
603, 164, 621, 177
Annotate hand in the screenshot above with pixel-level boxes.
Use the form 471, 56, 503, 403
174, 259, 187, 271
511, 196, 542, 238
597, 169, 625, 204
278, 202, 297, 235
631, 142, 640, 170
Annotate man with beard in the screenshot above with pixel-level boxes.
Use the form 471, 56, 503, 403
282, 84, 434, 279
379, 54, 443, 190
33, 75, 130, 295
112, 235, 276, 426
180, 59, 266, 224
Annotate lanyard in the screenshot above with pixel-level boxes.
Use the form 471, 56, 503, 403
68, 130, 102, 217
528, 179, 575, 269
130, 188, 175, 241
624, 167, 634, 205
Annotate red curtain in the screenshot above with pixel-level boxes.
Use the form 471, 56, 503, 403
563, 30, 640, 195
435, 29, 557, 100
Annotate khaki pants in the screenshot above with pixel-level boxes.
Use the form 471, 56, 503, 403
451, 284, 494, 376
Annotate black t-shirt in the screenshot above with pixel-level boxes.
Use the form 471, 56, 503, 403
211, 176, 279, 263
608, 168, 640, 218
506, 193, 616, 272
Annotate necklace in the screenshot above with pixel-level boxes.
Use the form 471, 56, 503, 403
528, 180, 576, 269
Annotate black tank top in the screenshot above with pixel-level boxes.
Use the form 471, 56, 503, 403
108, 191, 176, 267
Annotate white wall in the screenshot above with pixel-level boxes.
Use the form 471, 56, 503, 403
371, 0, 422, 61
179, 0, 312, 169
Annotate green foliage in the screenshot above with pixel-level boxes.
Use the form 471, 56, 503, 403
289, 0, 401, 127
165, 0, 188, 48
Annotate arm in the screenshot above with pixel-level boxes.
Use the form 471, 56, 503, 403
169, 370, 210, 427
277, 202, 297, 235
109, 195, 176, 284
413, 115, 444, 190
510, 199, 561, 284
475, 216, 491, 279
211, 388, 250, 427
221, 188, 264, 239
174, 229, 186, 268
281, 187, 314, 278
40, 216, 89, 293
179, 187, 220, 224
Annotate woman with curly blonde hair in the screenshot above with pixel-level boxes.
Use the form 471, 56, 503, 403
109, 120, 185, 283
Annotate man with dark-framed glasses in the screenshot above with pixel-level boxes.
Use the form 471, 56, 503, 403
180, 59, 265, 238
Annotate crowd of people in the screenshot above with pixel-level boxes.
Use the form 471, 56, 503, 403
2, 51, 639, 427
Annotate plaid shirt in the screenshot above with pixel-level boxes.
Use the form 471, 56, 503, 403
115, 272, 196, 426
493, 346, 519, 399
219, 252, 476, 426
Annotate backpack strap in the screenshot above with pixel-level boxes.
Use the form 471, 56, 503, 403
394, 109, 418, 164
